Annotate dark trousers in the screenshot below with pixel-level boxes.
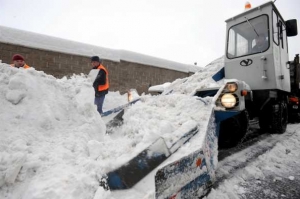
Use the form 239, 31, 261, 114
94, 95, 105, 114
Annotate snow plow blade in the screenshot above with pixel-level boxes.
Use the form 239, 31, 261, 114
102, 98, 140, 134
154, 111, 218, 198
106, 109, 125, 134
169, 126, 199, 154
103, 138, 170, 190
100, 126, 200, 190
155, 150, 214, 199
102, 98, 140, 117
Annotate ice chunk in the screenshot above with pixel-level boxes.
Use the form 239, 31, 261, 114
6, 90, 26, 105
5, 152, 27, 184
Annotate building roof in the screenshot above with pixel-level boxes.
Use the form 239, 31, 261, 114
0, 25, 200, 73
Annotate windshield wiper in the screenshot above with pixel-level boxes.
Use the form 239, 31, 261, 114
245, 17, 259, 37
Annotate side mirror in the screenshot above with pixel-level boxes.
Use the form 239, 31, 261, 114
286, 19, 298, 37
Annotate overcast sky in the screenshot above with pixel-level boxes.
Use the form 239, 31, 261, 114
0, 0, 299, 66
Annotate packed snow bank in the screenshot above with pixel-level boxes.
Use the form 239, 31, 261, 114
97, 57, 226, 172
0, 64, 105, 199
152, 56, 225, 95
102, 91, 128, 112
0, 55, 225, 199
101, 94, 214, 171
99, 58, 225, 199
148, 82, 171, 93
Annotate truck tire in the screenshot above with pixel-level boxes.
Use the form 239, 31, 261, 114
218, 110, 249, 149
271, 101, 288, 134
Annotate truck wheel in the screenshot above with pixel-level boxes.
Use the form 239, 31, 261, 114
218, 110, 249, 149
271, 101, 288, 134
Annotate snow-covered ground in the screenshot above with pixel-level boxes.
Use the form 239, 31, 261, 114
1, 57, 300, 199
206, 124, 300, 199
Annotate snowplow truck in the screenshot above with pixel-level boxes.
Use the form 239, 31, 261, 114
154, 1, 299, 198
214, 1, 299, 148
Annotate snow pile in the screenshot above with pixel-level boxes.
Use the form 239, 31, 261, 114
0, 64, 105, 199
0, 55, 224, 199
161, 56, 225, 95
93, 58, 226, 173
103, 91, 128, 112
100, 94, 213, 172
148, 82, 171, 93
94, 58, 224, 198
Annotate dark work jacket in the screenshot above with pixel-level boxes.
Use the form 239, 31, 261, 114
93, 65, 108, 97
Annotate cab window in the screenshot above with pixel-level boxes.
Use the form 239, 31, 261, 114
273, 11, 279, 45
227, 15, 269, 59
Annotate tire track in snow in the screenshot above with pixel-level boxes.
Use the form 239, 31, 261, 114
213, 125, 300, 189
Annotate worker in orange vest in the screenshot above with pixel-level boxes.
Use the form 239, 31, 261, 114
91, 56, 109, 115
11, 54, 30, 69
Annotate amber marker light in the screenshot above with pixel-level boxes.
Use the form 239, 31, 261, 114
245, 1, 251, 10
241, 90, 248, 96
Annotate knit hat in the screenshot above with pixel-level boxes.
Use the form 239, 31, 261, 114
12, 54, 25, 61
91, 56, 101, 62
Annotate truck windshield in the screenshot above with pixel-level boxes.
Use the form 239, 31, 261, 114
227, 15, 269, 59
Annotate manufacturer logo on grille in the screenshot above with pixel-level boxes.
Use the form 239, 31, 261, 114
240, 59, 253, 67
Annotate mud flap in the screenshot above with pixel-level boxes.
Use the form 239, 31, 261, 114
154, 111, 218, 198
100, 126, 200, 190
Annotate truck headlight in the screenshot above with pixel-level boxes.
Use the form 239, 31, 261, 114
221, 93, 237, 108
226, 83, 238, 92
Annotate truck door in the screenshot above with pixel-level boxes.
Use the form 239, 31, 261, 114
225, 15, 272, 90
273, 10, 290, 91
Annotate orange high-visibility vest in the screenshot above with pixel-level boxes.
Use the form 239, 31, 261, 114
97, 64, 109, 91
11, 64, 30, 69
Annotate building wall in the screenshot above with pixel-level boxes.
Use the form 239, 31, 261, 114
0, 42, 192, 94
